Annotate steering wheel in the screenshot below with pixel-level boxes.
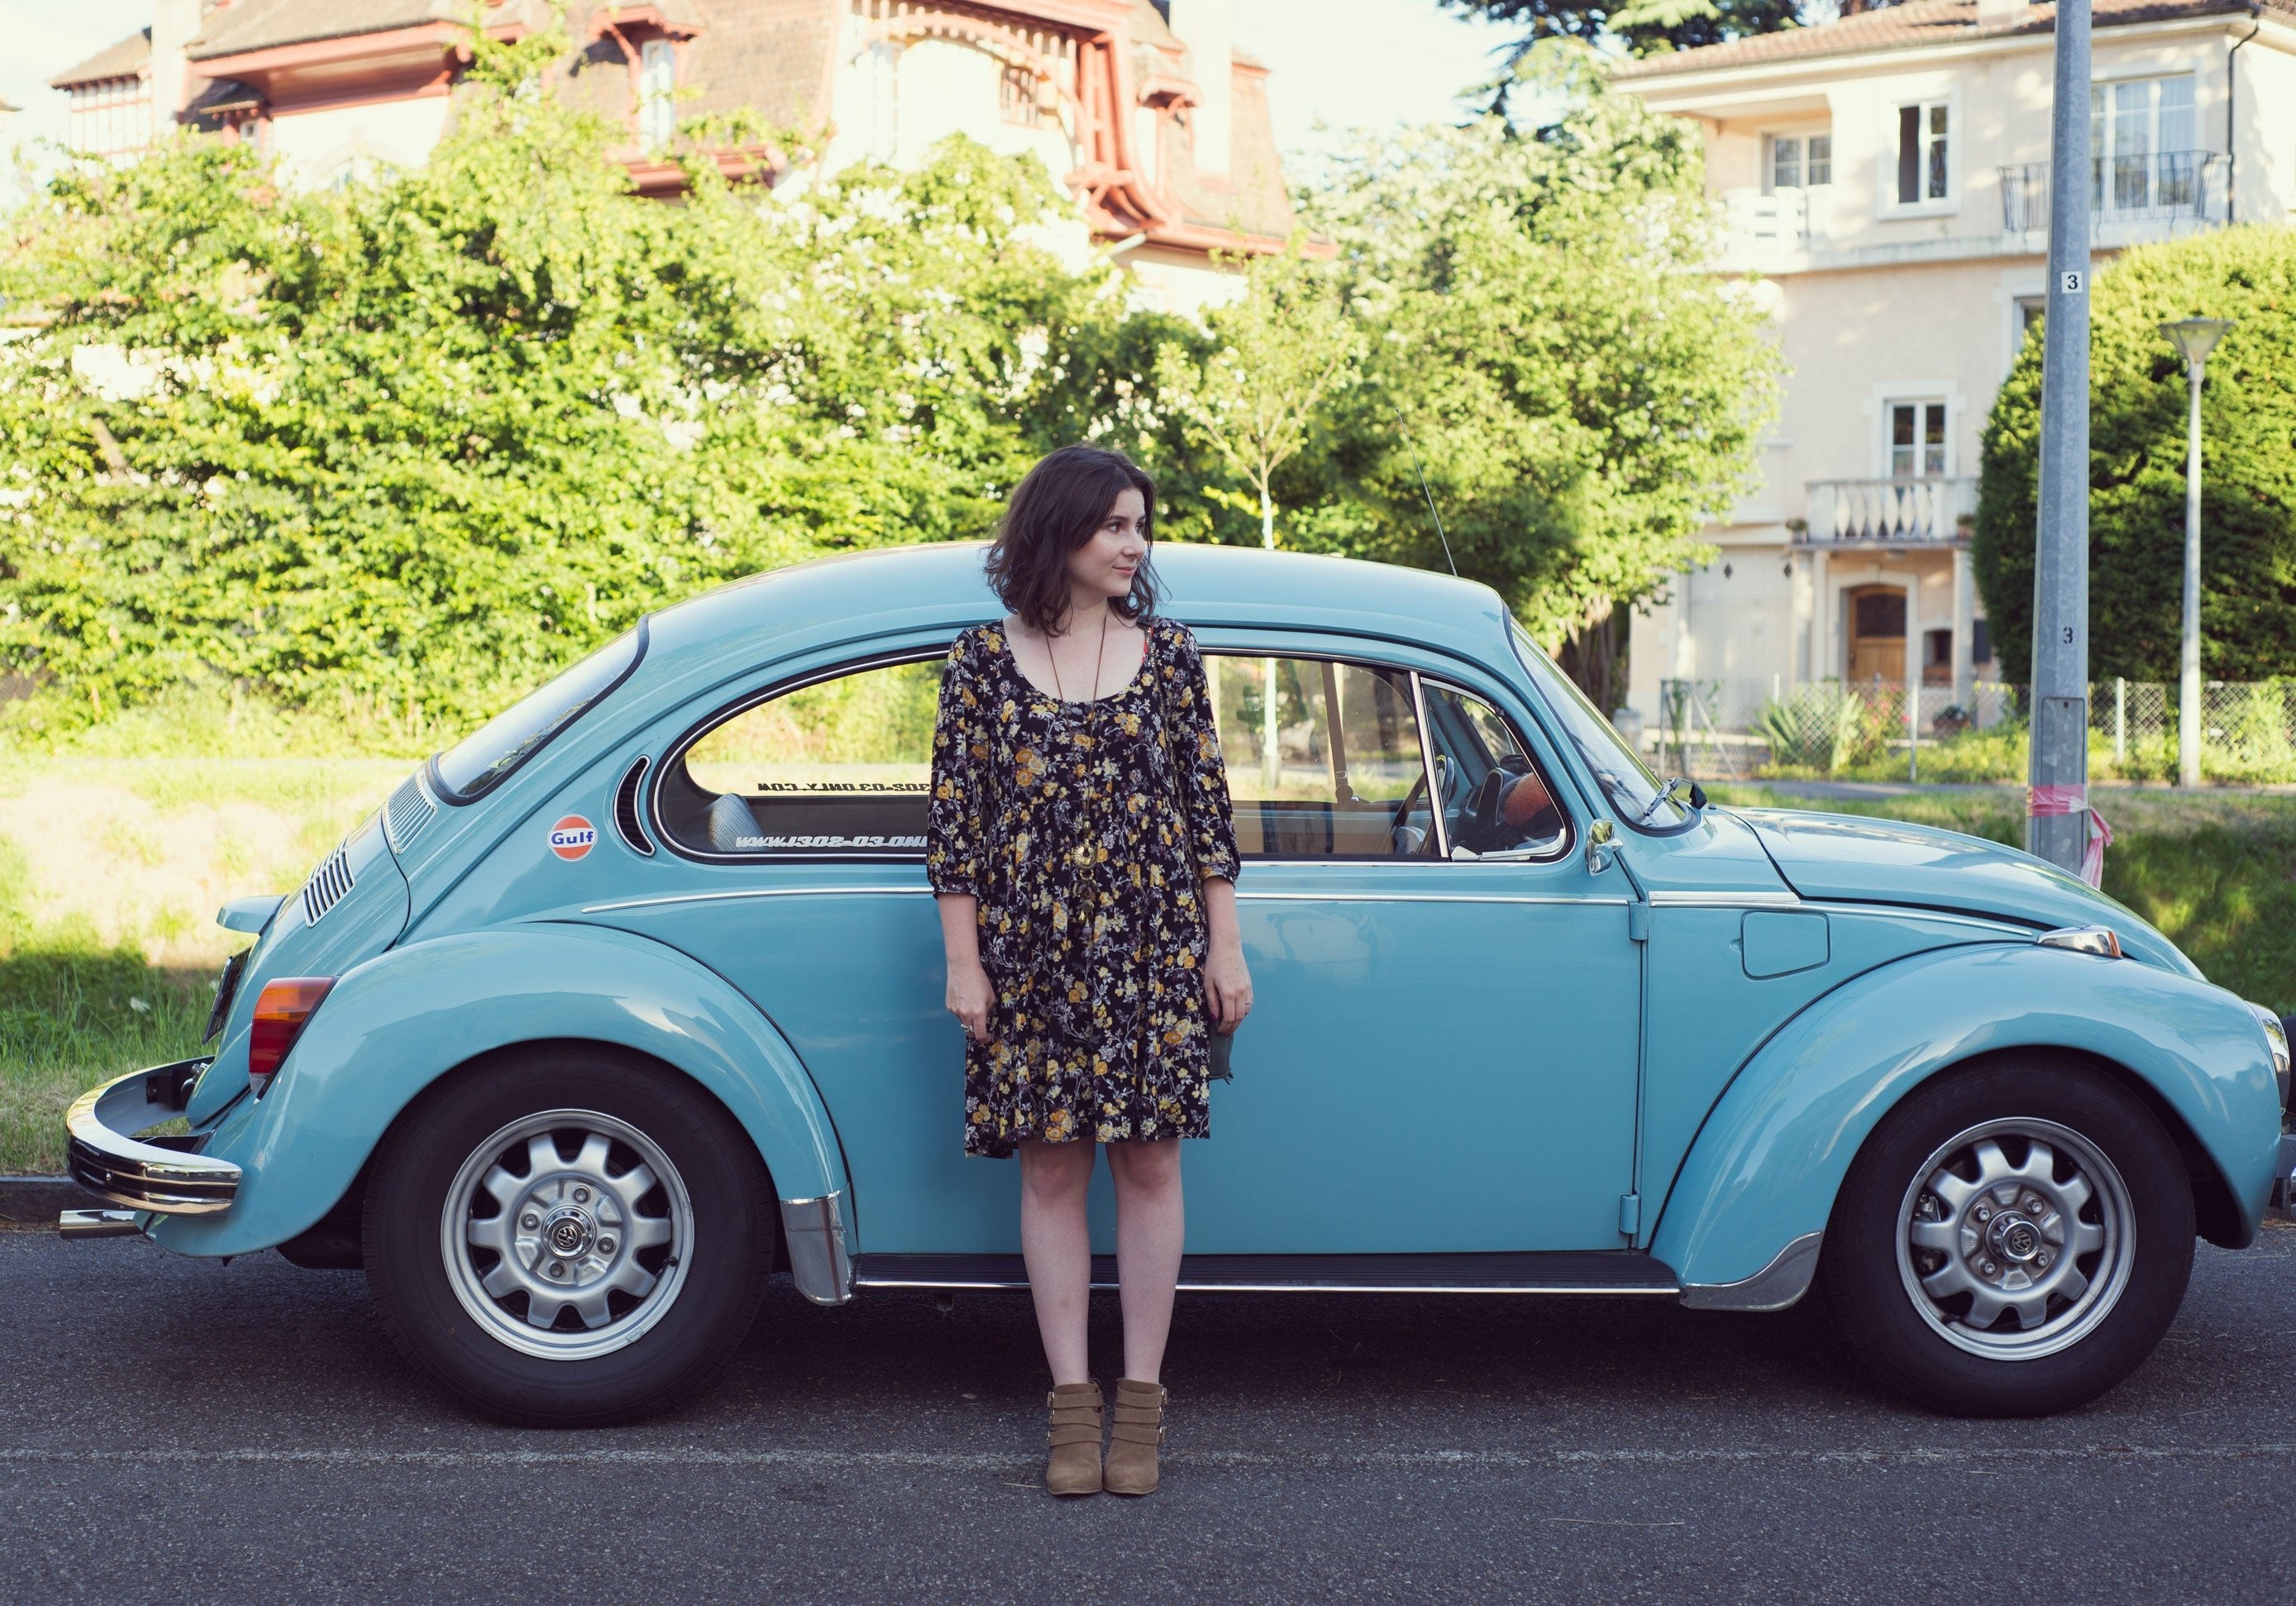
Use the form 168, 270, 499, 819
1390, 755, 1456, 855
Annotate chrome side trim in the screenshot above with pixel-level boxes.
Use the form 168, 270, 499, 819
583, 887, 930, 913
1236, 891, 1634, 907
854, 1273, 1682, 1296
58, 1208, 144, 1240
64, 1065, 241, 1215
1646, 890, 1802, 908
780, 1192, 854, 1307
1678, 1231, 1823, 1312
584, 887, 1637, 915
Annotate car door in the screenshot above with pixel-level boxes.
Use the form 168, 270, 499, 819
1180, 648, 1644, 1254
583, 647, 1019, 1255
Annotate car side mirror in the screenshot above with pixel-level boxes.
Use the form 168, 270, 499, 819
1586, 818, 1616, 876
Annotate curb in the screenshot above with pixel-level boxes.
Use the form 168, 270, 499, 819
0, 1176, 106, 1229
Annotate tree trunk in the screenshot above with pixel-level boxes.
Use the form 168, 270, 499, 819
1557, 600, 1625, 715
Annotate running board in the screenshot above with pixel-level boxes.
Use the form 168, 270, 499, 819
850, 1251, 1679, 1297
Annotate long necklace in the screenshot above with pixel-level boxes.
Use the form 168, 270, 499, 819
1048, 607, 1110, 703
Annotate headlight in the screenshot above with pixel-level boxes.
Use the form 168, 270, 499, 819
2247, 1002, 2289, 1108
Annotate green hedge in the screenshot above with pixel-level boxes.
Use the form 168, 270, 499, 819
1973, 224, 2296, 686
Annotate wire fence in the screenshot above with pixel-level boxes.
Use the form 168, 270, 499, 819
1651, 678, 2296, 784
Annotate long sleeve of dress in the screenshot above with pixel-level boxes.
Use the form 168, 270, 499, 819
927, 629, 995, 898
1162, 624, 1242, 884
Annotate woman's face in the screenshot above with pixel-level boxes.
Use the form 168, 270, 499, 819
1065, 487, 1148, 607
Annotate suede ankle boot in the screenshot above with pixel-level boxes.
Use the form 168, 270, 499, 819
1044, 1380, 1104, 1496
1105, 1378, 1167, 1495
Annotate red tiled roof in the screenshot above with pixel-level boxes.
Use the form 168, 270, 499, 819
187, 0, 524, 60
1615, 0, 2293, 79
50, 28, 152, 88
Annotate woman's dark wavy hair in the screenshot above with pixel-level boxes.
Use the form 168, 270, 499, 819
985, 445, 1158, 635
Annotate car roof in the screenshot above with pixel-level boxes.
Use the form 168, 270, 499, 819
642, 542, 1516, 676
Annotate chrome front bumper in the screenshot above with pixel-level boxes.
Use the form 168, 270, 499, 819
65, 1060, 239, 1215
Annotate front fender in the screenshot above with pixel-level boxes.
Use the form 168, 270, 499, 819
1651, 944, 2284, 1292
151, 924, 849, 1259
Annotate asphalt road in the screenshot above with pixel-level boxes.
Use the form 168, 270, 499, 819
3, 1223, 2292, 1604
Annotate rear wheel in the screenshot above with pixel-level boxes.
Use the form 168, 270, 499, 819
363, 1047, 773, 1427
1826, 1061, 2193, 1417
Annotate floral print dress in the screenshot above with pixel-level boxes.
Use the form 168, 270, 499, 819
926, 617, 1241, 1159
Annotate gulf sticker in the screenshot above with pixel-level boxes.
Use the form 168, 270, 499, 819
548, 815, 598, 862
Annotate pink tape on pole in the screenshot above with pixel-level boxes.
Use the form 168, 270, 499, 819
2027, 783, 2113, 888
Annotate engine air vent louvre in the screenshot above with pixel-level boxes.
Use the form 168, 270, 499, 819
383, 773, 437, 853
301, 845, 356, 925
614, 756, 656, 857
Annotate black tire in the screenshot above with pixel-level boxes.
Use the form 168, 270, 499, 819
1826, 1059, 2193, 1417
362, 1045, 775, 1427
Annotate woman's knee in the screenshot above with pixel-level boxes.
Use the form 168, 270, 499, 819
1019, 1140, 1095, 1207
1108, 1139, 1181, 1200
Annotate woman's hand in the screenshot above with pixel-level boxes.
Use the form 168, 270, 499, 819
946, 958, 995, 1042
1204, 934, 1252, 1035
1201, 876, 1250, 1033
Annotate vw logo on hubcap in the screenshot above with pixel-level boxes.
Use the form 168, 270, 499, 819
543, 1205, 596, 1259
1987, 1212, 2043, 1264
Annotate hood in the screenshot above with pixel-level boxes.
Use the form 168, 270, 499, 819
1730, 808, 2198, 978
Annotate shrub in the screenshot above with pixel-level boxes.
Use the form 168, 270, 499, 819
1973, 225, 2296, 686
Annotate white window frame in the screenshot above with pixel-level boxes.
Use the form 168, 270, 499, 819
637, 39, 678, 151
1880, 95, 1957, 217
1763, 128, 1832, 194
2090, 72, 2198, 217
1884, 398, 1951, 480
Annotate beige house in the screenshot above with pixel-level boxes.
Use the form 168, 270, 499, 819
45, 1, 1291, 313
1614, 0, 2296, 735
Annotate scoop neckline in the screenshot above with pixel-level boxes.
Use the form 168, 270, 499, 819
991, 619, 1155, 707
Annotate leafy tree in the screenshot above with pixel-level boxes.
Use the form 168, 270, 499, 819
1972, 224, 2296, 686
1152, 245, 1364, 550
1440, 0, 1806, 78
1289, 45, 1778, 708
0, 24, 1133, 730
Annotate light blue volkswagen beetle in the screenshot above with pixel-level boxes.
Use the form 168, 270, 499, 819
63, 545, 2294, 1425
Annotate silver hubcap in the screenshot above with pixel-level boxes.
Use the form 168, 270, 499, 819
1895, 1117, 2133, 1360
441, 1109, 693, 1361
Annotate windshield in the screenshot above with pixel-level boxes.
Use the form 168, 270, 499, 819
431, 620, 648, 804
1509, 623, 1692, 833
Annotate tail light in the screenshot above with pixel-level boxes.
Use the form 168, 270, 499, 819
248, 977, 335, 1097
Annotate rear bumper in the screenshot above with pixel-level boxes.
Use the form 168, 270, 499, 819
65, 1061, 240, 1215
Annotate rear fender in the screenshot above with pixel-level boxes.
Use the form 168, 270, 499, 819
150, 924, 848, 1259
1651, 944, 2283, 1293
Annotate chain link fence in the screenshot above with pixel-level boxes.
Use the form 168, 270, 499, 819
1650, 678, 2296, 784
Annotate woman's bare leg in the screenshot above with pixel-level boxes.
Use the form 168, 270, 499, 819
1106, 1138, 1185, 1384
1018, 1137, 1098, 1385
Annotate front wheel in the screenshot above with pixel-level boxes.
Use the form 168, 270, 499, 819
363, 1047, 775, 1427
1826, 1060, 2193, 1417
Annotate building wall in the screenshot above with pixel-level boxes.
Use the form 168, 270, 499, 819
262, 94, 453, 189
1619, 17, 2296, 729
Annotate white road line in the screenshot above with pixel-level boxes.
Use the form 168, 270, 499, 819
1, 1444, 2292, 1472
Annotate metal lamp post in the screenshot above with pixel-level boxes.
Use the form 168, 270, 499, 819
2159, 316, 2234, 789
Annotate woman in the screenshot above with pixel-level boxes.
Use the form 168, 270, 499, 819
925, 444, 1249, 1498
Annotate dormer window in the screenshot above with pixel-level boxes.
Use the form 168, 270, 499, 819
638, 39, 676, 151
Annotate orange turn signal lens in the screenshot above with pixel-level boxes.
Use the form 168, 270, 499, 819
247, 977, 335, 1097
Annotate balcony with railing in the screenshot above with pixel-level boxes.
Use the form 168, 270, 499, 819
1999, 151, 2230, 234
1716, 184, 1835, 263
1800, 478, 1977, 545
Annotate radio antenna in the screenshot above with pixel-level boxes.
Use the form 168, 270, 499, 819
1390, 402, 1458, 578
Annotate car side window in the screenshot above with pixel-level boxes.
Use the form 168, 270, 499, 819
1419, 681, 1568, 859
657, 657, 942, 857
1204, 654, 1436, 858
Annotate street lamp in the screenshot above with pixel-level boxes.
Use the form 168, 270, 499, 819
2158, 316, 2234, 789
